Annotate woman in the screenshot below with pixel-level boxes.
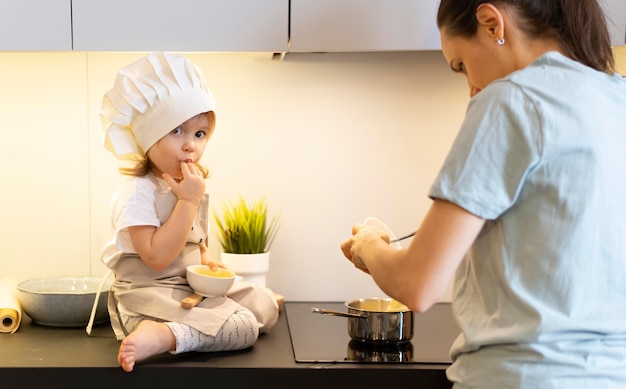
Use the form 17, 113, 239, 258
340, 1, 626, 387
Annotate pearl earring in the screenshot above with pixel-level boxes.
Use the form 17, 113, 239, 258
497, 38, 505, 45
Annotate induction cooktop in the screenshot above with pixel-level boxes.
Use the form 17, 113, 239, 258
284, 301, 460, 364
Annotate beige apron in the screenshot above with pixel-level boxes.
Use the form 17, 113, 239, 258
104, 191, 279, 340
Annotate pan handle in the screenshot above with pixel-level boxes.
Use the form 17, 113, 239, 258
311, 307, 366, 319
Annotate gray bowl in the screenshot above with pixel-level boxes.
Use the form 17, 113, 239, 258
16, 276, 112, 327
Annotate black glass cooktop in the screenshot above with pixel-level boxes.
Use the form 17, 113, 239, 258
284, 301, 460, 364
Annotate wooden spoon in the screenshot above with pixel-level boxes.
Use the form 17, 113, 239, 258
181, 293, 203, 309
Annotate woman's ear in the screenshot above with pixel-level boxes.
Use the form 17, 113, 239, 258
475, 3, 505, 42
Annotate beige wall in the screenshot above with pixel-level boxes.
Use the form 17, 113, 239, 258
614, 45, 626, 74
0, 54, 91, 278
2, 51, 466, 301
2, 47, 623, 301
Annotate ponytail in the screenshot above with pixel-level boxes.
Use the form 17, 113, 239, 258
558, 0, 614, 73
437, 0, 615, 73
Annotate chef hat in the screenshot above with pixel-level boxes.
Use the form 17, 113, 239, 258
101, 52, 216, 160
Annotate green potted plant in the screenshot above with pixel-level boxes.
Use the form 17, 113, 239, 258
213, 195, 280, 286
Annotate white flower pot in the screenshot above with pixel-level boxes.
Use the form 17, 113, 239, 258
220, 252, 270, 287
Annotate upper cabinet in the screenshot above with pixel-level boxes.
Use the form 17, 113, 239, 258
600, 0, 626, 46
289, 0, 441, 52
71, 0, 288, 52
0, 0, 72, 51
290, 0, 626, 52
1, 0, 624, 52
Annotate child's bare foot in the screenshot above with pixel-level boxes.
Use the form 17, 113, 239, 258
118, 320, 175, 372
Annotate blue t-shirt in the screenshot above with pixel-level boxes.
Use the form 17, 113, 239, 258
429, 52, 626, 388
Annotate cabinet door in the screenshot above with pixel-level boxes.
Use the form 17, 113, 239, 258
0, 0, 71, 51
72, 0, 288, 52
600, 0, 626, 46
290, 0, 440, 52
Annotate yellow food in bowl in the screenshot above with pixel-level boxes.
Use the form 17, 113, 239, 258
193, 266, 235, 278
349, 298, 410, 312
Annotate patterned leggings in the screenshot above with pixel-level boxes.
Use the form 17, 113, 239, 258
124, 307, 259, 354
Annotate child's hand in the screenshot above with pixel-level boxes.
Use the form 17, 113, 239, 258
163, 162, 206, 206
200, 242, 226, 270
203, 260, 226, 271
200, 241, 215, 265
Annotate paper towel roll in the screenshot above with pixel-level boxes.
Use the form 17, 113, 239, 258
0, 278, 22, 333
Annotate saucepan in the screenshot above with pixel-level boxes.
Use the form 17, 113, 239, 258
311, 298, 414, 344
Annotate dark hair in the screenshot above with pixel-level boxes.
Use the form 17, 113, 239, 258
437, 0, 615, 73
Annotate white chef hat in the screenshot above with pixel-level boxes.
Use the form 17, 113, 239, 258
101, 52, 216, 160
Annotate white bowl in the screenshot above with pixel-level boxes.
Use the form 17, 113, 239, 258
16, 276, 112, 327
187, 265, 236, 297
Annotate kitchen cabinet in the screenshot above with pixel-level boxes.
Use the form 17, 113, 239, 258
0, 0, 72, 51
289, 0, 441, 52
1, 0, 623, 52
71, 0, 288, 52
601, 0, 626, 46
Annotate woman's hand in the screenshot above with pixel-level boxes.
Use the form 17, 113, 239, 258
340, 200, 485, 312
340, 223, 391, 274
